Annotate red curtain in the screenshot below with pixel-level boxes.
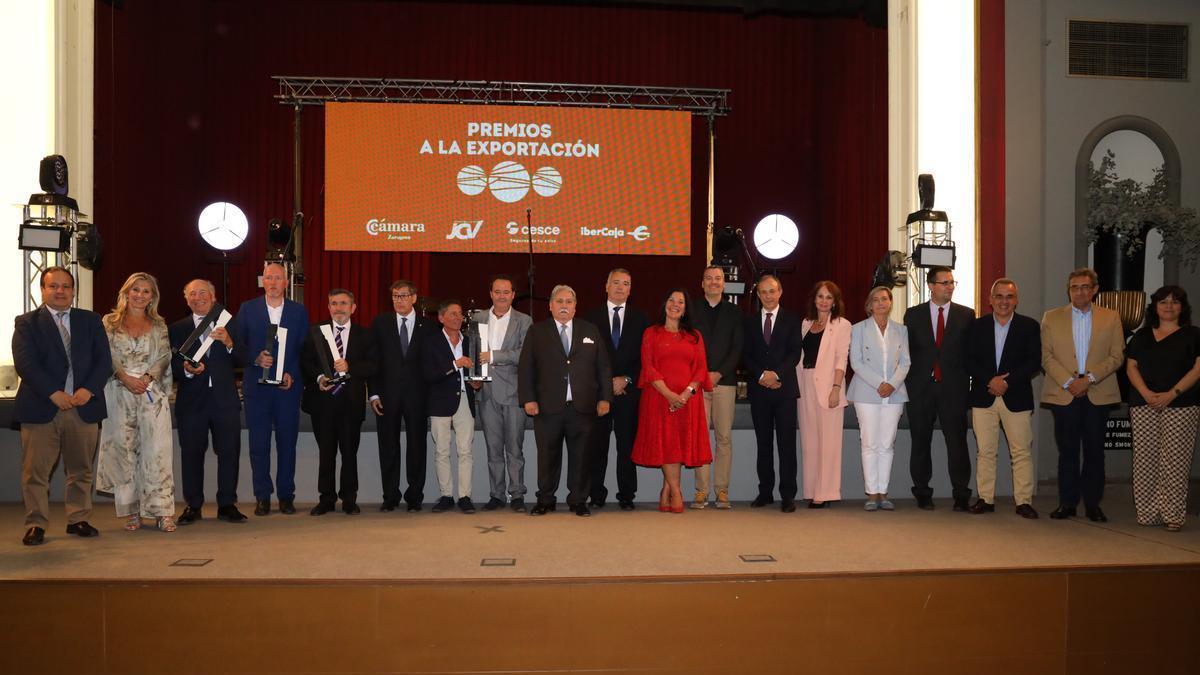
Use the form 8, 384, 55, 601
94, 1, 886, 323
978, 0, 1006, 307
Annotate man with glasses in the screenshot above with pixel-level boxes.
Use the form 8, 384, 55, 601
1040, 268, 1124, 522
370, 280, 434, 512
903, 266, 975, 510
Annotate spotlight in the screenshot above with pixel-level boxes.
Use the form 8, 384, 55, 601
198, 202, 248, 252
751, 214, 799, 261
906, 174, 955, 269
76, 222, 103, 270
266, 218, 292, 259
712, 226, 739, 265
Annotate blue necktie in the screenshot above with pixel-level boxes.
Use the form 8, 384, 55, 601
399, 317, 410, 357
611, 306, 622, 348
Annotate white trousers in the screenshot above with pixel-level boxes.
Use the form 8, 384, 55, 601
854, 401, 904, 495
431, 394, 475, 499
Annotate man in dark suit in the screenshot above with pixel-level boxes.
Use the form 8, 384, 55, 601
13, 267, 112, 545
170, 279, 247, 525
966, 278, 1042, 519
234, 262, 310, 516
424, 300, 481, 514
742, 274, 803, 512
301, 288, 378, 516
369, 279, 434, 512
903, 265, 976, 511
518, 284, 613, 517
583, 268, 649, 510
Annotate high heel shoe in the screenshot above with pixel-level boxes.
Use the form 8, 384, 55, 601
669, 492, 685, 514
658, 487, 671, 512
156, 516, 177, 533
124, 515, 142, 531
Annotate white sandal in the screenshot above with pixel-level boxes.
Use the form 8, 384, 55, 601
124, 515, 142, 531
156, 516, 177, 533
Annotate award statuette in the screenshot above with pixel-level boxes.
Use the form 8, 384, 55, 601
465, 310, 492, 383
316, 324, 350, 386
257, 324, 289, 385
175, 304, 233, 367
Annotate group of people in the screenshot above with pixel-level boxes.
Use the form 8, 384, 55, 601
13, 262, 1199, 546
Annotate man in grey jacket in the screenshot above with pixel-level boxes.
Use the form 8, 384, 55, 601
477, 275, 534, 511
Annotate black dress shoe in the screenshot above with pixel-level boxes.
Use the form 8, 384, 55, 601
457, 497, 476, 514
65, 521, 99, 537
279, 500, 296, 515
216, 505, 247, 523
432, 496, 455, 513
968, 500, 994, 514
916, 496, 935, 510
510, 499, 527, 512
1015, 504, 1039, 519
573, 504, 592, 517
806, 501, 825, 510
178, 506, 202, 525
379, 500, 398, 512
750, 495, 774, 508
22, 527, 45, 546
529, 502, 555, 516
952, 499, 970, 512
1085, 506, 1108, 522
343, 502, 361, 515
589, 499, 606, 509
781, 500, 797, 513
1049, 505, 1076, 519
406, 502, 422, 513
619, 501, 635, 511
255, 500, 271, 516
481, 497, 505, 511
310, 503, 335, 516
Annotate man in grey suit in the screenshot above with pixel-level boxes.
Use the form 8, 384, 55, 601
477, 275, 534, 512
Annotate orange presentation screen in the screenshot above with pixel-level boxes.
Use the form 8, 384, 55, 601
324, 102, 691, 255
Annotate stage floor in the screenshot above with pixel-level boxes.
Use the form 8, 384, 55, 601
4, 490, 1198, 582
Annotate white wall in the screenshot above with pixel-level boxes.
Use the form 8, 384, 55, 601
1006, 0, 1200, 481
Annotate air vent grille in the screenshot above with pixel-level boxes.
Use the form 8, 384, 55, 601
1068, 20, 1188, 80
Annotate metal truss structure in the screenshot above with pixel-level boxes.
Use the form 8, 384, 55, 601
274, 77, 731, 116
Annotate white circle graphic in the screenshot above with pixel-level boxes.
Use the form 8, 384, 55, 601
752, 214, 799, 260
197, 201, 249, 251
457, 165, 487, 196
532, 166, 562, 197
488, 161, 530, 203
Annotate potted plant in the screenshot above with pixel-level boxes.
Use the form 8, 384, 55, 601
1087, 150, 1200, 290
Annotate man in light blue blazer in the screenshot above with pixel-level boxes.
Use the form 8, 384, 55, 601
234, 262, 309, 516
847, 286, 910, 510
477, 275, 533, 511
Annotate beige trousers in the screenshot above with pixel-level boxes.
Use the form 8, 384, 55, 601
695, 384, 736, 496
971, 398, 1034, 505
431, 393, 475, 499
21, 408, 99, 528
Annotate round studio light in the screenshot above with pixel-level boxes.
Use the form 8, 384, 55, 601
752, 214, 799, 260
198, 202, 248, 251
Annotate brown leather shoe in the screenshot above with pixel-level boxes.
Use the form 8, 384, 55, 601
1015, 504, 1039, 519
968, 500, 994, 514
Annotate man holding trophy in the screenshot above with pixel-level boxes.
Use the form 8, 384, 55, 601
301, 289, 377, 515
234, 262, 309, 516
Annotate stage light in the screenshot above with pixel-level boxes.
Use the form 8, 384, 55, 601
712, 226, 739, 264
76, 222, 103, 270
751, 214, 799, 260
38, 154, 69, 196
18, 222, 71, 252
198, 202, 248, 252
906, 174, 956, 269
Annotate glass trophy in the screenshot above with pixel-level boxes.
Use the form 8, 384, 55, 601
258, 324, 288, 385
465, 310, 491, 383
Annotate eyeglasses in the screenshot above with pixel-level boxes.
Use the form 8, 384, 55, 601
392, 293, 414, 299
930, 280, 957, 288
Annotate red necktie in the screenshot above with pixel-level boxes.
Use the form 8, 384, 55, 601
933, 306, 944, 382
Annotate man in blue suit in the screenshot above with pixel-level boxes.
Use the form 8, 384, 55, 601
234, 262, 309, 516
13, 267, 112, 545
170, 279, 248, 524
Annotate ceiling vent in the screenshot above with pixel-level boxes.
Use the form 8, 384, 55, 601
1068, 20, 1188, 80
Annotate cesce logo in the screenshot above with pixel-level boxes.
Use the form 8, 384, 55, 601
458, 163, 562, 204
446, 220, 483, 240
506, 222, 561, 236
578, 225, 651, 242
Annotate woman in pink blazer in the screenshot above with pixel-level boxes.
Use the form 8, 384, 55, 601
797, 281, 851, 507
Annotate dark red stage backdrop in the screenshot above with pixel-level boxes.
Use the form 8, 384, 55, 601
93, 1, 886, 324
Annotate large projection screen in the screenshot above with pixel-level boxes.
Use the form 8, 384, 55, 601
325, 102, 691, 255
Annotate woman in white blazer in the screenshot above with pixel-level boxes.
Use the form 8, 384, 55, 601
797, 281, 852, 507
847, 286, 911, 511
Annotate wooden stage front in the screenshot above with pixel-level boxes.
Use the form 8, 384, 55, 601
1, 492, 1198, 674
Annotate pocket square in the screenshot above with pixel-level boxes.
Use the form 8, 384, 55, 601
582, 337, 595, 344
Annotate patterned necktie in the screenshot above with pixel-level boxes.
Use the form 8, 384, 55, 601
335, 325, 345, 358
56, 311, 73, 393
763, 312, 773, 346
611, 306, 622, 348
934, 306, 945, 382
560, 323, 570, 354
399, 316, 410, 357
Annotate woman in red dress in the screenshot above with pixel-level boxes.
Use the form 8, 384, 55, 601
631, 288, 713, 513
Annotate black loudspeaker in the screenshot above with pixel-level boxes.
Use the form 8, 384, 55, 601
917, 173, 935, 211
39, 155, 69, 196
